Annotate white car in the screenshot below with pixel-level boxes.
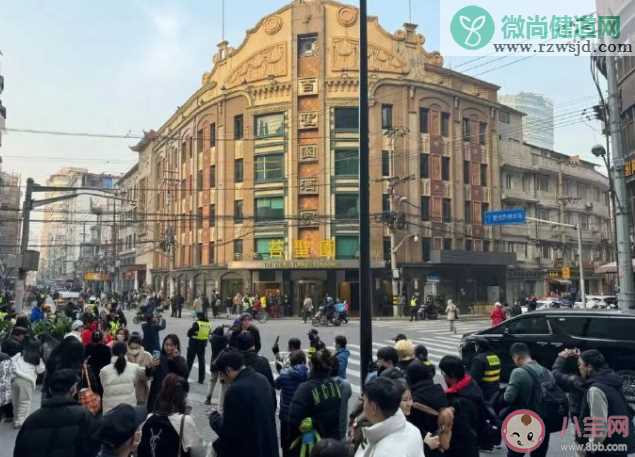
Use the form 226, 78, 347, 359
574, 295, 617, 309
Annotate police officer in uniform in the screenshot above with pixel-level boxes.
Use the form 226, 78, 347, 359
186, 311, 211, 384
409, 294, 419, 322
469, 339, 501, 403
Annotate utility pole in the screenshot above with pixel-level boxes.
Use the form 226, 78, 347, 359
358, 0, 372, 385
606, 55, 635, 311
112, 197, 117, 294
14, 178, 33, 313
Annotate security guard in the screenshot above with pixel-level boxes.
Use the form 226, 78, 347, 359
409, 294, 419, 322
469, 339, 501, 402
186, 312, 211, 384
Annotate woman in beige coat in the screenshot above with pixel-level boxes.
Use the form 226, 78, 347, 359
445, 299, 458, 334
126, 332, 153, 405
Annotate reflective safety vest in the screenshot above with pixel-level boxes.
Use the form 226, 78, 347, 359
195, 320, 211, 341
482, 353, 501, 383
410, 298, 418, 308
0, 311, 7, 321
109, 320, 121, 335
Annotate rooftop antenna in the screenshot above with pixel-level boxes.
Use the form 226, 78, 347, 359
408, 0, 412, 23
221, 0, 225, 41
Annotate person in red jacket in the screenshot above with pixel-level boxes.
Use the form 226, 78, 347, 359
81, 316, 99, 347
490, 302, 507, 327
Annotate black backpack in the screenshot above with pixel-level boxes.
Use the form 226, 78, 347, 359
137, 414, 190, 457
522, 365, 569, 433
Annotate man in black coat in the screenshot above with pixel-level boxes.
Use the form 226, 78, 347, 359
1, 326, 27, 357
235, 332, 276, 411
14, 369, 99, 457
210, 350, 279, 457
229, 313, 262, 353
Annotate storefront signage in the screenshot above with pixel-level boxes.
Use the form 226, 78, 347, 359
84, 272, 111, 281
624, 159, 635, 177
266, 239, 336, 259
263, 260, 339, 269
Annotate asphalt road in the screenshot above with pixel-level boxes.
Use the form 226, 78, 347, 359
0, 314, 577, 456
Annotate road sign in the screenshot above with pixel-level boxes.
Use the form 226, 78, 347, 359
484, 208, 526, 225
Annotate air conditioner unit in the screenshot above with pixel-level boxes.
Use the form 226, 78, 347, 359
585, 202, 593, 210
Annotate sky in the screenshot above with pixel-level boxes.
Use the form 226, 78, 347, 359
0, 0, 605, 187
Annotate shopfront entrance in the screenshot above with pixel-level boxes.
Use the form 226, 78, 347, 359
294, 280, 324, 315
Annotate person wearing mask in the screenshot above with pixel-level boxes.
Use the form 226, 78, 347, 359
490, 302, 507, 327
11, 342, 45, 428
146, 334, 188, 412
469, 339, 501, 403
395, 339, 416, 372
205, 325, 228, 406
439, 355, 483, 457
99, 342, 144, 413
229, 313, 262, 353
186, 312, 211, 385
302, 296, 313, 324
141, 313, 166, 354
445, 299, 458, 334
503, 343, 553, 457
85, 331, 112, 396
209, 350, 279, 457
138, 374, 205, 457
577, 349, 632, 457
354, 376, 424, 457
14, 369, 100, 457
126, 332, 153, 405
288, 349, 343, 454
93, 404, 145, 457
1, 326, 27, 357
275, 350, 309, 457
334, 335, 350, 380
113, 328, 129, 344
65, 320, 84, 342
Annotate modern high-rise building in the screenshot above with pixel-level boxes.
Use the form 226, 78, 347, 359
499, 92, 554, 150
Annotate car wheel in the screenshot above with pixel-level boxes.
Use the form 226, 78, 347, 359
617, 369, 635, 413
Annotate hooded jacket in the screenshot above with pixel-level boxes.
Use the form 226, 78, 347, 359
354, 409, 424, 457
335, 347, 350, 379
274, 364, 308, 419
445, 375, 483, 457
408, 379, 449, 443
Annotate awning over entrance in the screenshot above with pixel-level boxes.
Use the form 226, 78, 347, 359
123, 264, 147, 272
595, 258, 635, 274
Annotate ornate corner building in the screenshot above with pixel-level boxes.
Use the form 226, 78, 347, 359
121, 0, 611, 313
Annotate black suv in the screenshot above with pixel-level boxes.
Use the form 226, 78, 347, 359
460, 310, 635, 409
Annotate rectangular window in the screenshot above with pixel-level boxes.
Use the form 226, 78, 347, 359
334, 107, 359, 131
480, 164, 488, 186
483, 240, 491, 252
255, 154, 283, 182
464, 201, 472, 224
208, 242, 215, 264
336, 236, 359, 259
181, 141, 187, 164
255, 196, 284, 222
255, 113, 284, 138
442, 199, 452, 222
479, 122, 487, 145
334, 149, 359, 176
382, 151, 390, 177
536, 174, 550, 192
209, 122, 216, 147
335, 194, 359, 219
421, 196, 430, 221
209, 204, 216, 227
499, 111, 510, 123
197, 169, 203, 189
382, 194, 390, 214
464, 161, 471, 185
441, 112, 450, 137
209, 165, 216, 188
422, 237, 432, 261
197, 129, 204, 152
506, 174, 513, 190
443, 238, 452, 250
463, 118, 471, 141
189, 138, 193, 158
442, 157, 450, 181
298, 34, 317, 56
420, 107, 429, 134
482, 203, 489, 224
196, 207, 203, 226
234, 114, 244, 140
255, 238, 284, 259
196, 243, 203, 265
234, 200, 244, 224
420, 154, 429, 178
465, 239, 473, 251
234, 159, 244, 183
233, 239, 243, 260
381, 104, 393, 130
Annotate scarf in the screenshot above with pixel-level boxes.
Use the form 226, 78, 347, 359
446, 374, 473, 394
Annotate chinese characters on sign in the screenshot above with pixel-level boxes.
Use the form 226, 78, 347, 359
501, 15, 620, 40
484, 208, 526, 225
267, 238, 336, 259
561, 415, 630, 440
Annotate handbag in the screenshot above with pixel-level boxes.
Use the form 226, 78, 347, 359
78, 362, 101, 415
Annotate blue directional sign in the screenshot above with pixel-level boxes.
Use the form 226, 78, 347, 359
484, 208, 526, 225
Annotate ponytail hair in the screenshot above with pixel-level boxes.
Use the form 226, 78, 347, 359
112, 342, 127, 375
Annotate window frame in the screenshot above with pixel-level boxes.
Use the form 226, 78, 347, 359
336, 236, 359, 260
335, 194, 359, 220
420, 107, 429, 134
255, 153, 284, 183
234, 200, 244, 224
420, 153, 429, 178
209, 122, 216, 147
442, 198, 452, 222
234, 114, 244, 140
441, 112, 450, 137
254, 112, 284, 139
334, 149, 359, 177
441, 157, 451, 181
381, 150, 391, 177
234, 158, 244, 183
421, 196, 430, 221
255, 196, 285, 223
381, 104, 393, 130
334, 107, 359, 131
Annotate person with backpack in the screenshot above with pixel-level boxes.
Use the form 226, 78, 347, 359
577, 349, 632, 457
275, 350, 309, 457
504, 342, 566, 457
138, 374, 205, 457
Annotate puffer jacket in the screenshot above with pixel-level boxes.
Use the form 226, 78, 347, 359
99, 358, 142, 413
127, 348, 153, 404
274, 364, 308, 419
12, 353, 45, 388
354, 409, 424, 457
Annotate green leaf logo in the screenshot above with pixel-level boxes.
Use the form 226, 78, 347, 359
451, 5, 495, 50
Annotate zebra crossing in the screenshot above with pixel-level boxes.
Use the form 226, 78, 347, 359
363, 318, 490, 334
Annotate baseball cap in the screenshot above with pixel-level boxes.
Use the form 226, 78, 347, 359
71, 320, 84, 331
95, 404, 146, 449
393, 333, 407, 342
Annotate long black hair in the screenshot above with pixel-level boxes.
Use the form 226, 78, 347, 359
161, 334, 181, 355
112, 342, 127, 375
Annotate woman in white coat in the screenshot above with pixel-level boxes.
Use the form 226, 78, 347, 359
99, 342, 143, 413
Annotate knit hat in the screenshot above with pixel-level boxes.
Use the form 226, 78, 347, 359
395, 339, 415, 361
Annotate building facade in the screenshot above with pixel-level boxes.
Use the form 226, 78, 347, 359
0, 52, 5, 148
499, 92, 554, 151
0, 169, 20, 289
121, 0, 529, 314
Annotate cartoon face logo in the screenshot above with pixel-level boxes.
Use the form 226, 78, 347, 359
502, 409, 545, 453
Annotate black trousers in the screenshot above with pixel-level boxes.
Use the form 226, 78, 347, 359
409, 307, 418, 321
187, 340, 206, 383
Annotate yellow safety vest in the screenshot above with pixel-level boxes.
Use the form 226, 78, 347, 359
195, 320, 211, 341
410, 298, 417, 308
260, 297, 267, 308
482, 354, 501, 383
109, 320, 121, 335
0, 311, 7, 321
